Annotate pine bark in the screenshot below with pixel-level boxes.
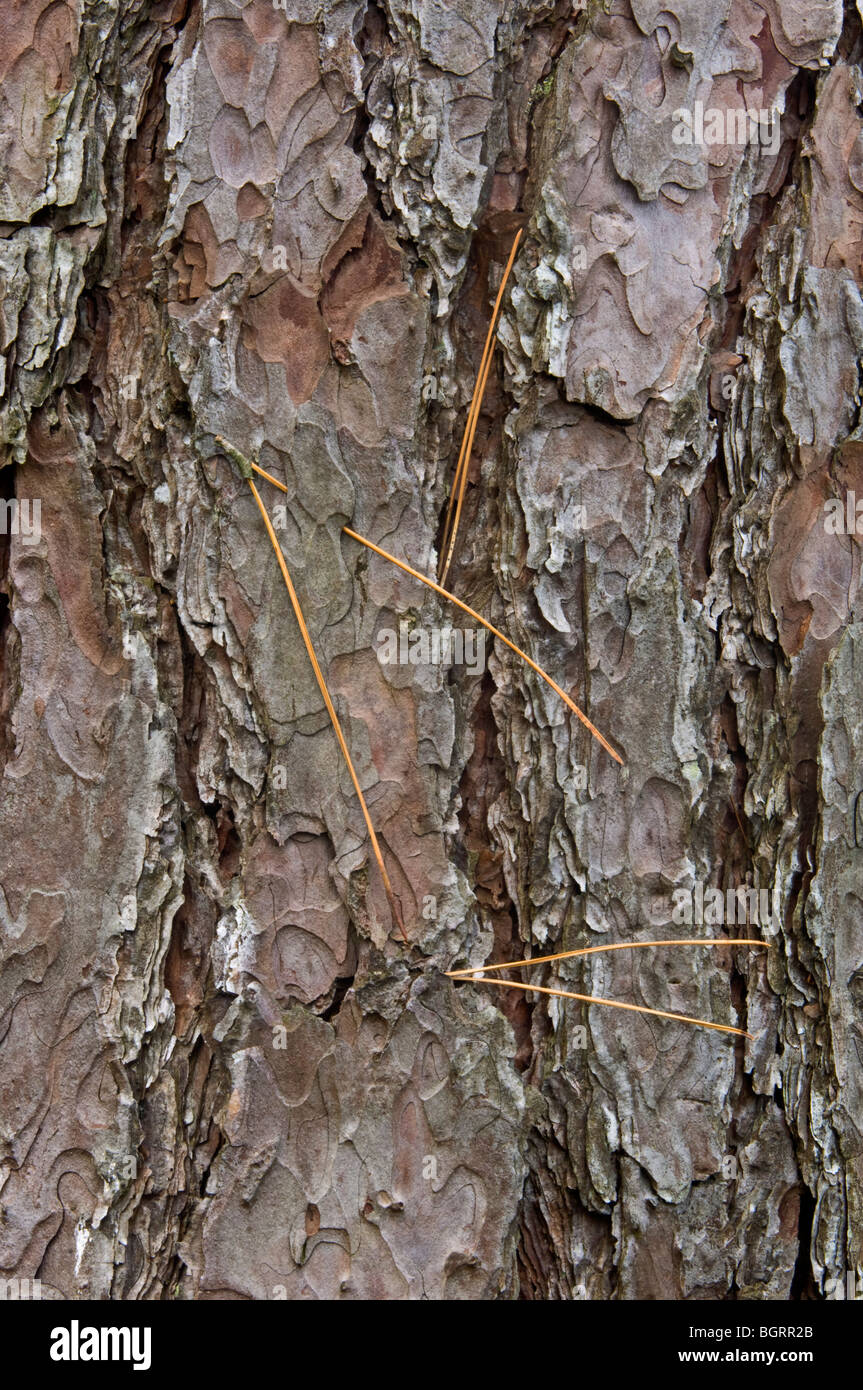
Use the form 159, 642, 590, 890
1, 0, 862, 1300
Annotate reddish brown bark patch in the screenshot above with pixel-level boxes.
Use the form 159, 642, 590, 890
241, 276, 330, 404
320, 213, 407, 353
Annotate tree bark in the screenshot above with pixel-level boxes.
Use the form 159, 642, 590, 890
1, 0, 862, 1301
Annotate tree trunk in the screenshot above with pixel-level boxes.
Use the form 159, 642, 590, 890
1, 0, 862, 1301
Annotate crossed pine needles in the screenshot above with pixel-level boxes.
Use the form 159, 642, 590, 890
212, 231, 764, 1040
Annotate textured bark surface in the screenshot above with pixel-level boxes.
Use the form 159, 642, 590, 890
1, 0, 862, 1300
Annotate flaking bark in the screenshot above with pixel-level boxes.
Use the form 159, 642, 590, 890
1, 0, 861, 1300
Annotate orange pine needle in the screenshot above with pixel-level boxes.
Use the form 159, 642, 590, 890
342, 525, 623, 765
246, 478, 408, 943
247, 460, 287, 492
438, 227, 523, 587
457, 976, 753, 1039
446, 938, 767, 977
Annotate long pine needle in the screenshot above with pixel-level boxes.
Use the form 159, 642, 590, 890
438, 227, 523, 587
446, 938, 767, 977
246, 478, 408, 943
220, 445, 758, 1037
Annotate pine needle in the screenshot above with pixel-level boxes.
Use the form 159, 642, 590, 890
446, 938, 767, 977
217, 430, 619, 935
457, 976, 753, 1038
244, 458, 286, 492
341, 525, 623, 765
438, 227, 523, 587
246, 477, 408, 943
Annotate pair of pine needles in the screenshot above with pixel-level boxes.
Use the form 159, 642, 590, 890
446, 939, 765, 1039
438, 227, 524, 587
214, 229, 763, 1038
